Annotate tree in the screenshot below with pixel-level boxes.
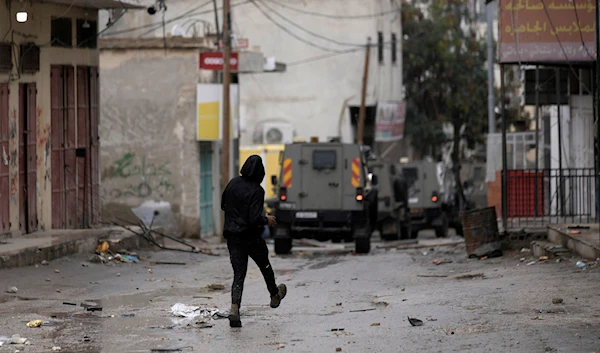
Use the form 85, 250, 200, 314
402, 0, 488, 164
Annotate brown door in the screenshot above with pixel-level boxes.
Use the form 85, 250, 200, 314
51, 65, 77, 229
19, 83, 38, 233
0, 83, 9, 233
76, 66, 90, 227
89, 67, 99, 224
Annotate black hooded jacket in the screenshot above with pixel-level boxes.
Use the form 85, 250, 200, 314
221, 155, 268, 237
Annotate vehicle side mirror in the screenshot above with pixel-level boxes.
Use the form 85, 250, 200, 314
271, 175, 278, 185
371, 174, 378, 186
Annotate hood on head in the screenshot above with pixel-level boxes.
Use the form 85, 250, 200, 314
240, 155, 265, 183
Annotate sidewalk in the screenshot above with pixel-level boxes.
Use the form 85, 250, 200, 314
0, 228, 143, 269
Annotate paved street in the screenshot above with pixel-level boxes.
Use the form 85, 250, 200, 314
0, 232, 599, 353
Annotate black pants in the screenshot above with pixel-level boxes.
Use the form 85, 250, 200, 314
226, 233, 278, 307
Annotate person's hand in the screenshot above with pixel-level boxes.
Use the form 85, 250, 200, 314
267, 215, 277, 227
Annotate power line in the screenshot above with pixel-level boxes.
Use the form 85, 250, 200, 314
256, 0, 363, 48
102, 0, 247, 38
263, 0, 400, 20
287, 48, 365, 66
572, 0, 594, 61
250, 0, 354, 53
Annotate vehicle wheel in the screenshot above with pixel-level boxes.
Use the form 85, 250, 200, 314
355, 236, 370, 254
435, 214, 449, 238
410, 229, 419, 239
399, 222, 411, 240
274, 237, 292, 255
454, 223, 464, 237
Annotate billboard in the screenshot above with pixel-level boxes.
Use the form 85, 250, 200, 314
196, 84, 239, 141
199, 52, 239, 71
375, 101, 406, 142
499, 0, 596, 63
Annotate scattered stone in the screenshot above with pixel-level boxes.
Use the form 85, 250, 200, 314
552, 298, 564, 304
26, 320, 43, 328
10, 334, 28, 344
148, 269, 154, 275
45, 278, 51, 282
52, 347, 61, 352
54, 269, 60, 273
41, 260, 49, 266
521, 248, 531, 253
81, 263, 89, 267
454, 273, 484, 280
5, 286, 18, 294
336, 348, 342, 352
539, 256, 549, 262
116, 273, 121, 277
336, 303, 342, 306
208, 284, 225, 291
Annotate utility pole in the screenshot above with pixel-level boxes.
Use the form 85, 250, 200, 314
357, 37, 372, 146
595, 0, 600, 221
221, 0, 231, 189
486, 1, 495, 134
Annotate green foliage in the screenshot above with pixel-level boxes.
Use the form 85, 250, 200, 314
402, 0, 489, 162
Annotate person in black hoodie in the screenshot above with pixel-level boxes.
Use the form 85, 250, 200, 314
221, 155, 287, 328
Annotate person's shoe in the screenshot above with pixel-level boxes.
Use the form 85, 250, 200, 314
270, 284, 287, 308
229, 304, 241, 328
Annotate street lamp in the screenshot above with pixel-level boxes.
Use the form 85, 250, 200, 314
16, 11, 28, 23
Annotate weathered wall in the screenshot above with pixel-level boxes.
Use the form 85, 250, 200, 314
0, 2, 98, 233
99, 49, 214, 236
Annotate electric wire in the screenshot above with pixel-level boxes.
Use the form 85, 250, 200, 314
571, 0, 595, 61
250, 0, 356, 53
262, 0, 401, 19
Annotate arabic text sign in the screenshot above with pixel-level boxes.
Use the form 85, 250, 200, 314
499, 0, 596, 63
375, 102, 406, 142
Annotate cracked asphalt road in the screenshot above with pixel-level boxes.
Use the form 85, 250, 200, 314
1, 232, 599, 353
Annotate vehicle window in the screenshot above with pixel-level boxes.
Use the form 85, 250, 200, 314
313, 150, 336, 170
402, 167, 419, 187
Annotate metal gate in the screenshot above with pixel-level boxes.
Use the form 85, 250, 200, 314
0, 83, 9, 233
199, 142, 214, 236
51, 65, 77, 229
19, 83, 37, 233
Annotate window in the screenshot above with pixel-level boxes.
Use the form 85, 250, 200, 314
0, 43, 11, 71
313, 150, 336, 170
377, 31, 384, 64
401, 167, 419, 187
20, 43, 40, 73
391, 33, 397, 64
51, 18, 73, 47
77, 19, 98, 48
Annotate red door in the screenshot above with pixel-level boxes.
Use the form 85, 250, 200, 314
19, 83, 38, 233
0, 83, 9, 233
51, 65, 77, 229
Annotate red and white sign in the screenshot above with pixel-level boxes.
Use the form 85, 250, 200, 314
199, 52, 239, 71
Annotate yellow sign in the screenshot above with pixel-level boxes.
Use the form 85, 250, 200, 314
196, 84, 239, 141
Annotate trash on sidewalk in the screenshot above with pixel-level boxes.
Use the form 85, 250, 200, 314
81, 302, 103, 312
5, 286, 18, 294
330, 328, 345, 332
151, 261, 186, 266
576, 261, 587, 269
370, 322, 381, 326
408, 317, 424, 326
63, 302, 77, 306
10, 334, 28, 344
539, 256, 549, 262
26, 320, 43, 328
170, 303, 221, 328
121, 314, 135, 317
526, 261, 536, 266
114, 254, 139, 263
552, 298, 564, 304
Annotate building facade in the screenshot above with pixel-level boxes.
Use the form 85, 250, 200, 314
99, 0, 404, 146
0, 0, 139, 235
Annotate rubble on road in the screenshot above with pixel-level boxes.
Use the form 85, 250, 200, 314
5, 286, 18, 294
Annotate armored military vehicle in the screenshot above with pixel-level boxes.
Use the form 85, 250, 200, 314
271, 140, 377, 254
367, 159, 411, 240
396, 160, 464, 238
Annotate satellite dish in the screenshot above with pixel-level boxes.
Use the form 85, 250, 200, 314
171, 25, 185, 37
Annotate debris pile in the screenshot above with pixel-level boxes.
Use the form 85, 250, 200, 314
91, 241, 139, 264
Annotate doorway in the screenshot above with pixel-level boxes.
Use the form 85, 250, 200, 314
199, 142, 214, 236
19, 83, 37, 233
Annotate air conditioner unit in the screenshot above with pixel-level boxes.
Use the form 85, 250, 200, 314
262, 123, 294, 144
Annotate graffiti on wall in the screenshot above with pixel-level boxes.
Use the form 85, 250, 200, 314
108, 153, 176, 198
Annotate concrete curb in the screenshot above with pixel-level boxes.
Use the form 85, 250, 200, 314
547, 225, 600, 260
0, 228, 146, 269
